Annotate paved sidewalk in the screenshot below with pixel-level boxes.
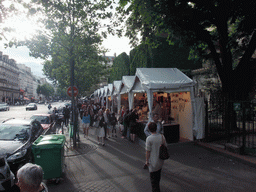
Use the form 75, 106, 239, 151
46, 126, 256, 192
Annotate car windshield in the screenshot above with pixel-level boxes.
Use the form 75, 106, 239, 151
0, 124, 30, 140
28, 103, 34, 106
30, 116, 50, 124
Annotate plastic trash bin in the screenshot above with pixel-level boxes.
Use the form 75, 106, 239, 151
32, 134, 66, 180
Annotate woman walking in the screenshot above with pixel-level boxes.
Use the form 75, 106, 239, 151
96, 109, 105, 146
129, 108, 139, 143
82, 110, 90, 139
145, 122, 166, 192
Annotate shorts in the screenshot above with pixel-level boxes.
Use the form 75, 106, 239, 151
83, 123, 90, 128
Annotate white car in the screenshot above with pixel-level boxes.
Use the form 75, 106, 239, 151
0, 103, 9, 111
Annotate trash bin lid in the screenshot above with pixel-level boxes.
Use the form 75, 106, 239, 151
33, 134, 66, 148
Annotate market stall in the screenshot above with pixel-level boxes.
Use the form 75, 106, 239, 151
107, 83, 113, 110
112, 80, 122, 114
129, 68, 197, 142
119, 76, 135, 111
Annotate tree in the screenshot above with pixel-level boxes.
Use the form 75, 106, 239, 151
25, 0, 113, 95
37, 83, 54, 99
109, 52, 130, 82
129, 38, 201, 75
117, 0, 256, 101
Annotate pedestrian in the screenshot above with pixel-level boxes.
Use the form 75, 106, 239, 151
47, 103, 52, 110
143, 113, 164, 169
63, 105, 70, 127
82, 110, 90, 139
109, 112, 118, 137
103, 108, 111, 138
121, 108, 130, 139
16, 163, 48, 192
95, 109, 105, 146
129, 108, 139, 143
145, 122, 166, 192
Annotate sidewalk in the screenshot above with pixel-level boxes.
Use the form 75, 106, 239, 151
46, 126, 256, 192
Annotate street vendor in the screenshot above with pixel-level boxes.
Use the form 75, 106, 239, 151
144, 113, 164, 137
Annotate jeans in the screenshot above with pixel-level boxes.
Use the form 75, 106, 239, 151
150, 169, 162, 192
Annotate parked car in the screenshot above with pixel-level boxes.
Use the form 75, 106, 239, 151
26, 103, 37, 111
0, 103, 9, 111
0, 155, 15, 191
30, 114, 54, 131
0, 118, 44, 173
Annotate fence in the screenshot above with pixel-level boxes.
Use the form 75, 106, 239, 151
205, 99, 256, 155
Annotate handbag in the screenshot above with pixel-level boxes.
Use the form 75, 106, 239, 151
159, 134, 170, 160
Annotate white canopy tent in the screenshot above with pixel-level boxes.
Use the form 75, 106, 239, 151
113, 80, 122, 114
107, 83, 113, 110
129, 68, 200, 141
120, 76, 135, 110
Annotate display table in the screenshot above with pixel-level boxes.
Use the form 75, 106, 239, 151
163, 123, 180, 143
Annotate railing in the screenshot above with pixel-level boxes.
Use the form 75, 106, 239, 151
205, 99, 256, 155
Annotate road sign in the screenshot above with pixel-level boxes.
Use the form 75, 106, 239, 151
67, 86, 78, 97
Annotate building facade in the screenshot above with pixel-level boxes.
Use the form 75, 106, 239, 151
0, 52, 20, 104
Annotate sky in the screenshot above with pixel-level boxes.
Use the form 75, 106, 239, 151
0, 36, 132, 78
0, 1, 132, 78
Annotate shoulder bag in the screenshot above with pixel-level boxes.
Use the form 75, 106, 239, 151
159, 134, 170, 160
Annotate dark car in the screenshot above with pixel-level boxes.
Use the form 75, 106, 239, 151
26, 103, 37, 111
0, 118, 44, 173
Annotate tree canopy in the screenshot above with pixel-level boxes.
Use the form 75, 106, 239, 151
117, 0, 256, 100
25, 0, 113, 96
37, 83, 54, 99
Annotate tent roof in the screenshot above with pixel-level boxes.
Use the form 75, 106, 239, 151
100, 88, 104, 97
120, 76, 135, 94
103, 86, 108, 96
113, 80, 122, 95
132, 68, 195, 92
107, 84, 113, 96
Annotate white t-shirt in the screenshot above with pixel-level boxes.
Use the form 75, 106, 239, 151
145, 133, 165, 172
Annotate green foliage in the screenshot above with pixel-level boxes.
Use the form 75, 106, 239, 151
37, 83, 54, 98
109, 52, 130, 82
117, 0, 256, 100
24, 0, 113, 96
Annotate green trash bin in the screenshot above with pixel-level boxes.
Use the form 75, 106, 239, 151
32, 134, 66, 180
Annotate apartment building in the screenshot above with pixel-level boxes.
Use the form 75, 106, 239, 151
17, 64, 34, 100
0, 51, 20, 104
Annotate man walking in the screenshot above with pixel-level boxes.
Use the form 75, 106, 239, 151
63, 105, 70, 127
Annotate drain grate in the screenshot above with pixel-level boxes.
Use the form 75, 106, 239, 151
65, 143, 97, 157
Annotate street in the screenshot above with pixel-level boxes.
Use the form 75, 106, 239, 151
0, 102, 65, 122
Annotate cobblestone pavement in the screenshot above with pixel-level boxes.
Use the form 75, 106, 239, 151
46, 126, 256, 192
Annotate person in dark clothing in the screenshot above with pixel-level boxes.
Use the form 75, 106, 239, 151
122, 109, 130, 139
109, 112, 118, 137
129, 109, 139, 143
63, 106, 70, 126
